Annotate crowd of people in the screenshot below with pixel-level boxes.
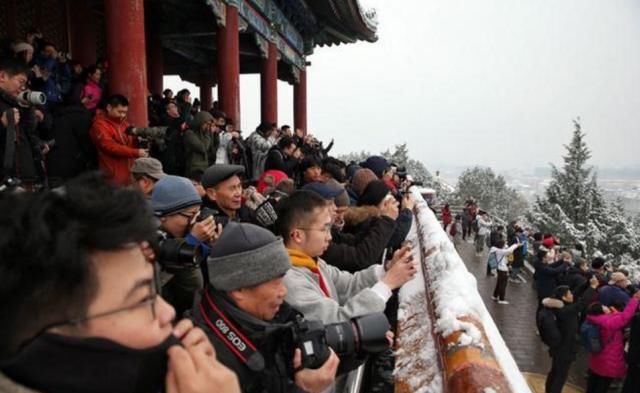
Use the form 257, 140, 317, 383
443, 197, 640, 393
0, 29, 425, 393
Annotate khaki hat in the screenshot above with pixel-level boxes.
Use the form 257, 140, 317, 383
131, 158, 166, 180
609, 271, 631, 287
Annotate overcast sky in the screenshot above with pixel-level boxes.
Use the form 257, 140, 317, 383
167, 0, 640, 172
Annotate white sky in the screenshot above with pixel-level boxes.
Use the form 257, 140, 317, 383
166, 0, 640, 171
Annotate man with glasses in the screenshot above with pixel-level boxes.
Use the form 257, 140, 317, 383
275, 190, 418, 324
152, 175, 219, 316
0, 57, 46, 187
0, 173, 240, 393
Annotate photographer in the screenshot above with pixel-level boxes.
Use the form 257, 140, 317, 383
184, 112, 218, 174
191, 222, 340, 393
276, 191, 417, 324
264, 135, 300, 178
31, 42, 71, 113
0, 173, 240, 393
90, 94, 147, 186
151, 175, 221, 316
0, 57, 46, 188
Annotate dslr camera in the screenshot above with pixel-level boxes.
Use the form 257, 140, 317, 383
126, 126, 168, 149
155, 231, 203, 272
291, 313, 391, 369
197, 207, 230, 228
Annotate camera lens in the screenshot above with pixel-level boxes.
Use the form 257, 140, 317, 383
157, 238, 202, 270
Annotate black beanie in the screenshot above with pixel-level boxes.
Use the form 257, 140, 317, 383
358, 180, 390, 207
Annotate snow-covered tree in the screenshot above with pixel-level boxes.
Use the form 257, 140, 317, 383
454, 166, 528, 222
527, 119, 640, 267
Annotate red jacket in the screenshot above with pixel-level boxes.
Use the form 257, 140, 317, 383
89, 111, 138, 186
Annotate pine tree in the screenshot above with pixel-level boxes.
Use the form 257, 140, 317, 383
527, 119, 640, 270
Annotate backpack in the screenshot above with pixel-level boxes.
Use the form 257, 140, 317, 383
487, 251, 498, 270
580, 321, 603, 353
537, 307, 562, 349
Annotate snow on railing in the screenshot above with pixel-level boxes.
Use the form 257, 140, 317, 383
394, 189, 531, 393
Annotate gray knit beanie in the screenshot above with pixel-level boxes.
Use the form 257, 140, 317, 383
151, 175, 202, 216
207, 222, 290, 291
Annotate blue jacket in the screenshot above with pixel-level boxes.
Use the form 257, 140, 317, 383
534, 258, 569, 300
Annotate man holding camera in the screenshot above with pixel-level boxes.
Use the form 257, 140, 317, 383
0, 173, 240, 393
191, 221, 340, 393
0, 57, 46, 187
90, 94, 148, 186
152, 175, 220, 316
276, 190, 417, 324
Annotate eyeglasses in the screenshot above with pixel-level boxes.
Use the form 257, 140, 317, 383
177, 211, 199, 222
298, 224, 333, 235
38, 263, 162, 331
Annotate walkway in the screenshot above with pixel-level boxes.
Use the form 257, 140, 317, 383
456, 240, 587, 392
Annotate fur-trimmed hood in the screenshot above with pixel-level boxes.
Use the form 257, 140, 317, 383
344, 205, 380, 227
542, 298, 564, 309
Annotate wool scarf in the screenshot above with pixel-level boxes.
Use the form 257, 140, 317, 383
287, 248, 331, 298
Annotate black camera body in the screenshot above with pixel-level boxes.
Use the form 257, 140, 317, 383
290, 313, 391, 369
155, 231, 203, 272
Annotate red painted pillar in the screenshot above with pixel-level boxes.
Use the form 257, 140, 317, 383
294, 69, 307, 135
200, 81, 213, 112
146, 18, 164, 96
260, 42, 278, 125
217, 4, 241, 127
67, 0, 97, 66
104, 0, 148, 126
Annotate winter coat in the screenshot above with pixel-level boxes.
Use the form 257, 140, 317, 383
598, 285, 631, 309
192, 290, 304, 393
441, 206, 452, 227
586, 297, 638, 378
89, 111, 138, 186
322, 212, 396, 273
507, 233, 525, 268
477, 216, 492, 236
183, 129, 215, 174
627, 312, 640, 367
534, 259, 569, 300
284, 250, 387, 324
559, 266, 589, 296
264, 146, 298, 178
0, 372, 40, 393
0, 95, 41, 181
247, 131, 275, 180
542, 286, 596, 359
215, 132, 234, 165
46, 105, 95, 182
489, 243, 520, 272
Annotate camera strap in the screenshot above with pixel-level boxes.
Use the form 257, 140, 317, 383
198, 290, 265, 371
3, 108, 17, 175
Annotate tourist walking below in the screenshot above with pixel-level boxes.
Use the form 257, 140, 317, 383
490, 238, 521, 304
475, 211, 492, 254
584, 296, 640, 393
441, 203, 452, 229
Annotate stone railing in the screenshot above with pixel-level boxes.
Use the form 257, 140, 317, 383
394, 189, 532, 393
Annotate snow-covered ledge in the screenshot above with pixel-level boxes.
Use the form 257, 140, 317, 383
394, 189, 531, 393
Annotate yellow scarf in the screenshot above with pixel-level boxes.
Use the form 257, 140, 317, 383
287, 248, 331, 298
287, 248, 318, 269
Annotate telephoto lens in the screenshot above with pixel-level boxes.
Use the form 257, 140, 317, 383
18, 91, 46, 106
156, 238, 202, 272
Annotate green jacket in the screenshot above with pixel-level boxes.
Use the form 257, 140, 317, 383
183, 129, 217, 173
